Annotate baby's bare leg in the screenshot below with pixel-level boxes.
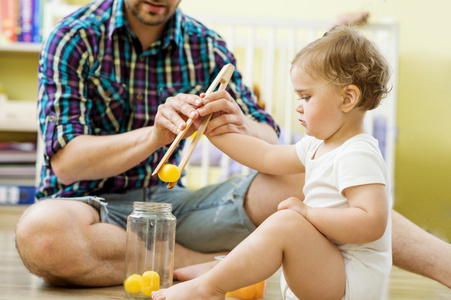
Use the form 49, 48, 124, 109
152, 210, 345, 300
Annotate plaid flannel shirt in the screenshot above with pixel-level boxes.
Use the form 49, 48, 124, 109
37, 0, 279, 198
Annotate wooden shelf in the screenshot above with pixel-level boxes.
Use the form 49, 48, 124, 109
0, 43, 42, 54
0, 121, 37, 132
0, 99, 37, 132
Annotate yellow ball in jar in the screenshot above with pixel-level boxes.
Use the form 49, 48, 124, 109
124, 273, 142, 294
141, 270, 160, 296
157, 164, 181, 182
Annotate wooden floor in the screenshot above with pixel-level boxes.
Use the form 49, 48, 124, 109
1, 205, 450, 300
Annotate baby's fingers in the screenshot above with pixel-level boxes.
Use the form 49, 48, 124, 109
278, 197, 299, 210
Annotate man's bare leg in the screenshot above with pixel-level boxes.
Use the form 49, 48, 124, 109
332, 11, 370, 27
15, 199, 219, 287
174, 261, 219, 281
245, 173, 305, 226
15, 200, 126, 287
392, 210, 451, 288
174, 245, 227, 269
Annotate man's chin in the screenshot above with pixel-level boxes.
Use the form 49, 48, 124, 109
137, 12, 173, 26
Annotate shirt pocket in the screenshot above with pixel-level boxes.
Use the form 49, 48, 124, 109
158, 83, 206, 104
87, 76, 129, 134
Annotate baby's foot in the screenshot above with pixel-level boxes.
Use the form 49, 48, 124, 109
152, 278, 225, 300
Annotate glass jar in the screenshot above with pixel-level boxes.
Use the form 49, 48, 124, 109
124, 202, 176, 299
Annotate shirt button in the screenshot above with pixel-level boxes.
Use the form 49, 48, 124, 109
137, 94, 143, 100
105, 91, 112, 97
48, 115, 55, 122
96, 16, 102, 21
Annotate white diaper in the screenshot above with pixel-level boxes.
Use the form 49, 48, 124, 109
280, 252, 390, 300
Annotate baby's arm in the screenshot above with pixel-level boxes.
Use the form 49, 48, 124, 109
208, 133, 305, 175
279, 184, 389, 244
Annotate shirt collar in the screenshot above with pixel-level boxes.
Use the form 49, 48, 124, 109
160, 8, 183, 50
108, 0, 126, 38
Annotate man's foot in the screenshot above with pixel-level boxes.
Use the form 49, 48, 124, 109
174, 260, 218, 281
174, 244, 226, 269
333, 11, 370, 27
152, 277, 224, 300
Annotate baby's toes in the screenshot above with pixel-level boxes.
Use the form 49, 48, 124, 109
151, 290, 166, 300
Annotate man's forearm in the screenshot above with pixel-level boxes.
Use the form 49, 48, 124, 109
247, 119, 279, 145
50, 126, 161, 185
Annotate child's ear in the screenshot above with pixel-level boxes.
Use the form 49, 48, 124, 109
340, 85, 361, 113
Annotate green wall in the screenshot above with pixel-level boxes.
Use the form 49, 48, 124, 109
0, 52, 39, 100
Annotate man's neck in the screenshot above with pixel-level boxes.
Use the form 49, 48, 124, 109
125, 11, 168, 51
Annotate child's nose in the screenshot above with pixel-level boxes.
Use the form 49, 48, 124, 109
296, 101, 304, 113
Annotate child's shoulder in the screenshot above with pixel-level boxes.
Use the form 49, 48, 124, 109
342, 134, 378, 150
338, 134, 384, 161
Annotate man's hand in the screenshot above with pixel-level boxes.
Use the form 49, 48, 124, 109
199, 90, 252, 136
152, 93, 203, 146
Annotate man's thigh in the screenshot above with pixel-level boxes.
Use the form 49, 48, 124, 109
20, 197, 102, 228
148, 174, 259, 253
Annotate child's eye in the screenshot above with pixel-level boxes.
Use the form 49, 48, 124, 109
301, 96, 311, 102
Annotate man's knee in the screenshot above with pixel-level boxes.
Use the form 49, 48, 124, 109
16, 202, 63, 273
15, 200, 98, 284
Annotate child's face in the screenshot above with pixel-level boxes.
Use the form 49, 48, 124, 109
291, 65, 346, 141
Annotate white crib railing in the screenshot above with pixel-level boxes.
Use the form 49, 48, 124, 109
182, 16, 399, 196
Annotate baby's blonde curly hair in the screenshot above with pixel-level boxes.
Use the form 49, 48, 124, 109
292, 25, 391, 110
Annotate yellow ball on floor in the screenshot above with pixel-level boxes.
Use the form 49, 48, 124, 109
124, 274, 142, 294
141, 270, 160, 296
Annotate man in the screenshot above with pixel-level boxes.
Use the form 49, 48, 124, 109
15, 0, 451, 290
18, 0, 278, 287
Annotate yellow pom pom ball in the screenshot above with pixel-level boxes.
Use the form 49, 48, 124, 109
141, 270, 160, 296
124, 274, 142, 294
157, 164, 181, 183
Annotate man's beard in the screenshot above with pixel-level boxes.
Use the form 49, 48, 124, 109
127, 1, 178, 26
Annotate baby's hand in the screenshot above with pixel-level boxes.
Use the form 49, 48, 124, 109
278, 197, 308, 218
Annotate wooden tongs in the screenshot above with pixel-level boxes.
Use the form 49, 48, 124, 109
152, 63, 235, 189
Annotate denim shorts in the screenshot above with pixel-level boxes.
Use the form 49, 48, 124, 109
59, 172, 258, 253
